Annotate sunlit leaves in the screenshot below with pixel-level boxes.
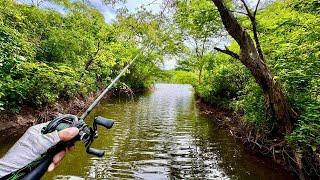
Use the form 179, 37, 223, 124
174, 0, 221, 39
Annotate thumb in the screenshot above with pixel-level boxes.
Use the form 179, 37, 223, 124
58, 127, 79, 142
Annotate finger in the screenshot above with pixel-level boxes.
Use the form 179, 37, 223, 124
48, 163, 55, 172
53, 150, 66, 165
58, 127, 79, 141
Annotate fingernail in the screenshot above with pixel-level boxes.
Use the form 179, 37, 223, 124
48, 163, 55, 172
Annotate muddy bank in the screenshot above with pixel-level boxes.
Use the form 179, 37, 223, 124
197, 98, 320, 180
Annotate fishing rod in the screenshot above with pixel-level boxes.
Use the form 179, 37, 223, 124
2, 46, 146, 180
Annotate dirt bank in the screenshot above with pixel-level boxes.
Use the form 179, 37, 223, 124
0, 84, 151, 139
197, 98, 320, 180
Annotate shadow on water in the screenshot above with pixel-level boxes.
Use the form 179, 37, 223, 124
0, 84, 294, 179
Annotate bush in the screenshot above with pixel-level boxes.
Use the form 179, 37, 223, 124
0, 1, 161, 114
160, 70, 198, 86
257, 1, 320, 150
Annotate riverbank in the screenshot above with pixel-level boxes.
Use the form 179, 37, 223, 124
197, 97, 320, 180
196, 98, 301, 178
0, 87, 149, 138
0, 91, 100, 138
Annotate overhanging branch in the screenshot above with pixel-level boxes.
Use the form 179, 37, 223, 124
240, 0, 253, 19
214, 47, 240, 60
254, 0, 261, 17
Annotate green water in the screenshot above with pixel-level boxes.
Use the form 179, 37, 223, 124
0, 84, 293, 179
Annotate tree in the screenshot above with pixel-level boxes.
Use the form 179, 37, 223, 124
174, 0, 221, 83
211, 0, 297, 136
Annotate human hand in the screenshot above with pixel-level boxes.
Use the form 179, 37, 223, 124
0, 123, 79, 178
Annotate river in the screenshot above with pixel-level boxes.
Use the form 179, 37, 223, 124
0, 84, 293, 179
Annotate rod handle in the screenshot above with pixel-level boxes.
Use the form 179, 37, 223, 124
22, 142, 69, 180
22, 155, 52, 180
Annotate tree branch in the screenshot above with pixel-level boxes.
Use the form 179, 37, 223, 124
229, 10, 249, 16
214, 47, 240, 60
85, 41, 101, 70
143, 0, 159, 7
254, 0, 261, 17
240, 0, 264, 61
240, 0, 253, 18
252, 0, 264, 61
200, 37, 207, 56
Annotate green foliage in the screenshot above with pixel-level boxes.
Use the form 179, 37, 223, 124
231, 82, 269, 126
174, 0, 221, 83
175, 0, 221, 39
288, 0, 320, 14
122, 52, 163, 89
194, 51, 270, 125
160, 70, 198, 86
0, 0, 164, 113
197, 54, 245, 103
188, 0, 320, 150
255, 1, 320, 150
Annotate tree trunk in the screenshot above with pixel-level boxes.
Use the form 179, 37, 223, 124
212, 0, 297, 136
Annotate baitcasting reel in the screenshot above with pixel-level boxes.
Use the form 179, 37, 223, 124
42, 114, 114, 157
2, 115, 115, 180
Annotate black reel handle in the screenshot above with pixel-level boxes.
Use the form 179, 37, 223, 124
94, 116, 114, 129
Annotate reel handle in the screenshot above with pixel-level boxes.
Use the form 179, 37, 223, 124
86, 147, 105, 157
94, 116, 114, 129
22, 154, 52, 180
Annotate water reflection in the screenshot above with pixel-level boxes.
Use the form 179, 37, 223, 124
0, 84, 293, 179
